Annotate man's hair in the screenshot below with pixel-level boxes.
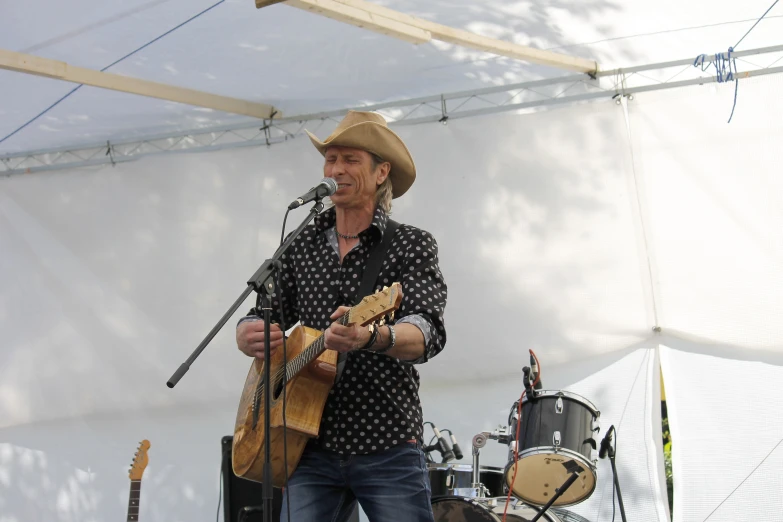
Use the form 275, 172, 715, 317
370, 152, 393, 213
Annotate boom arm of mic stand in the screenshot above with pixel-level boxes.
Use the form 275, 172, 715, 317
165, 201, 325, 388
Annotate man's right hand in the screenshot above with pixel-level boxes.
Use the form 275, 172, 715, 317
236, 319, 284, 359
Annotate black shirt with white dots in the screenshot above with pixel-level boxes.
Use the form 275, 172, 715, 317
245, 206, 447, 455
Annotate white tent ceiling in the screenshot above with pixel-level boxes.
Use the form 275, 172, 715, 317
2, 0, 783, 155
2, 2, 783, 521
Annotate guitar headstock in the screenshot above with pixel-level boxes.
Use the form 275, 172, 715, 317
349, 282, 403, 326
129, 440, 150, 481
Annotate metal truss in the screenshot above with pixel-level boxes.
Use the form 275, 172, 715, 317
2, 44, 783, 176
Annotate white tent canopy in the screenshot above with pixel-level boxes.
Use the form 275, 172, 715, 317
2, 1, 783, 521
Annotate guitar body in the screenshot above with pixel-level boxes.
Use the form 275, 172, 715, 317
232, 325, 338, 486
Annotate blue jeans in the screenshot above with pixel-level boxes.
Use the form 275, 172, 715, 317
280, 441, 434, 522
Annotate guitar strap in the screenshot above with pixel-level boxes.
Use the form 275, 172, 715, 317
335, 218, 400, 383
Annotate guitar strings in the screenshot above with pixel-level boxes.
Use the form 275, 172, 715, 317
252, 312, 350, 404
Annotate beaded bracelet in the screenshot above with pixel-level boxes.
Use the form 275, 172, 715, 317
372, 324, 396, 355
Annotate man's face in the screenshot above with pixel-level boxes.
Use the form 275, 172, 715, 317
323, 146, 388, 209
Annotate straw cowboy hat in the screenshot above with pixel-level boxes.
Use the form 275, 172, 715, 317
306, 111, 416, 198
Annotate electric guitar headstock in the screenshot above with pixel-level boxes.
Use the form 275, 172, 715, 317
349, 282, 403, 326
129, 440, 150, 481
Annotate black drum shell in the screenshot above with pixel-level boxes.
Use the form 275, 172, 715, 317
428, 464, 505, 498
507, 391, 598, 466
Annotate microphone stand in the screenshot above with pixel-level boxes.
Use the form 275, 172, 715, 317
166, 200, 326, 522
607, 438, 628, 522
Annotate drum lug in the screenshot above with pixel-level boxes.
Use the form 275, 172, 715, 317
555, 396, 564, 414
553, 430, 561, 449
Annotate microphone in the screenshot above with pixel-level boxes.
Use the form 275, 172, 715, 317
432, 425, 455, 462
530, 353, 542, 390
449, 433, 464, 460
523, 366, 535, 401
599, 425, 615, 459
288, 178, 338, 210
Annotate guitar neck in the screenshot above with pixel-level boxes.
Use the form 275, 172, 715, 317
285, 313, 350, 378
127, 480, 141, 522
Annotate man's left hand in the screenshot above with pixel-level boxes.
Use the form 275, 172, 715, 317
324, 306, 371, 353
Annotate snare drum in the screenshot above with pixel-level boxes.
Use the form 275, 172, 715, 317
431, 496, 563, 522
505, 390, 600, 507
428, 463, 505, 498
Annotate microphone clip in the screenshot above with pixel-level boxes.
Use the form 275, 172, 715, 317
523, 366, 537, 402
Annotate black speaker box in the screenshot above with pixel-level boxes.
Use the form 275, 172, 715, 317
221, 436, 359, 522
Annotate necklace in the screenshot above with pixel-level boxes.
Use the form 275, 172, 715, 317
336, 230, 360, 240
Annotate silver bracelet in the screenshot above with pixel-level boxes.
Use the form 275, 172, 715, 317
373, 325, 396, 354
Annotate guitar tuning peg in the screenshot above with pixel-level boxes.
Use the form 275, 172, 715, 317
390, 311, 395, 321
379, 317, 386, 326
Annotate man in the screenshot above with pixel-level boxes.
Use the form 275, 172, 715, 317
236, 111, 447, 522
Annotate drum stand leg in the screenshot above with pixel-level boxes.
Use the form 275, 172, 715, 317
529, 471, 580, 522
608, 446, 628, 522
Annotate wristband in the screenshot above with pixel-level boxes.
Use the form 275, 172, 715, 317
359, 323, 379, 350
372, 325, 396, 355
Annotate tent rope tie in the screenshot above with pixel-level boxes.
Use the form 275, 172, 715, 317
692, 0, 779, 123
693, 49, 739, 123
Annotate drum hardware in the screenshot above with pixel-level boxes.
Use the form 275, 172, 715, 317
503, 390, 601, 507
431, 496, 567, 522
469, 427, 513, 499
598, 425, 627, 522
427, 462, 504, 499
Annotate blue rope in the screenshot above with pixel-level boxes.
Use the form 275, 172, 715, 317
0, 0, 226, 147
693, 48, 740, 122
692, 0, 779, 123
734, 0, 780, 49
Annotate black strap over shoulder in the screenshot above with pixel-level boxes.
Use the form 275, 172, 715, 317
335, 219, 400, 382
355, 219, 400, 305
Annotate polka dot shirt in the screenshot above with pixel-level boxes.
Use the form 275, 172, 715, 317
246, 206, 448, 455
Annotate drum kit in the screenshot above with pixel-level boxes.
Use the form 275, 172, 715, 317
424, 354, 610, 522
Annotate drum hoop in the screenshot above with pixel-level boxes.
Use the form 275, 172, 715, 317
521, 390, 600, 416
427, 463, 505, 473
510, 447, 597, 472
431, 496, 502, 521
503, 448, 599, 508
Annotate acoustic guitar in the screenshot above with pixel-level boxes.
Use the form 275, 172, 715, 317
127, 440, 150, 522
232, 283, 403, 486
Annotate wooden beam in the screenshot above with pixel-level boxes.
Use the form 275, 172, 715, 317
281, 0, 598, 73
281, 0, 431, 44
0, 49, 280, 119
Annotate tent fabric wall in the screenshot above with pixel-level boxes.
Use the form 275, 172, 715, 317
626, 73, 783, 352
0, 402, 236, 522
659, 344, 783, 522
3, 73, 783, 520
